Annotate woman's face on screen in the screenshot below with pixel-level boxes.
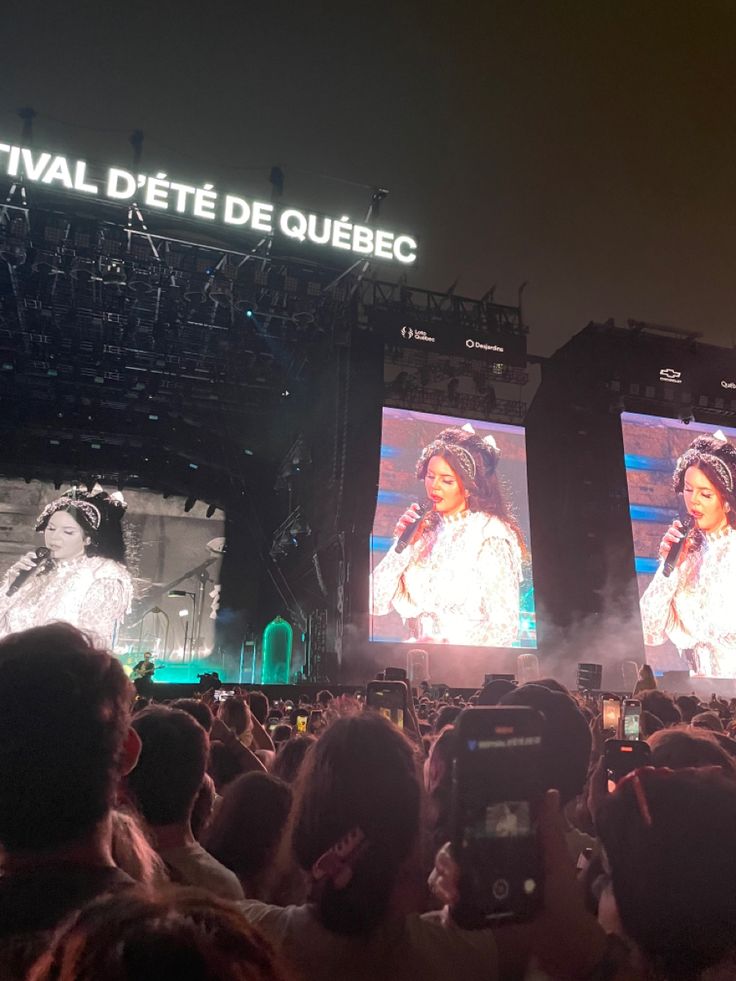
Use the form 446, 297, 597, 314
425, 454, 468, 517
44, 509, 91, 561
683, 466, 727, 533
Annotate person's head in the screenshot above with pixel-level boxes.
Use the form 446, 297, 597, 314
639, 689, 682, 727
35, 486, 128, 564
219, 697, 252, 742
673, 434, 736, 535
477, 678, 516, 705
316, 689, 333, 708
271, 734, 316, 784
271, 723, 293, 746
500, 684, 592, 804
647, 727, 736, 775
143, 652, 152, 662
248, 691, 269, 725
126, 707, 208, 827
598, 768, 736, 978
674, 694, 702, 723
292, 712, 422, 936
0, 623, 136, 854
26, 887, 291, 981
415, 427, 525, 547
205, 773, 292, 895
692, 710, 724, 733
433, 704, 461, 732
207, 741, 247, 794
171, 698, 214, 734
637, 664, 656, 686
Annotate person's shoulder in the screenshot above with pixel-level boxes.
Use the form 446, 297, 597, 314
475, 513, 517, 545
88, 556, 131, 581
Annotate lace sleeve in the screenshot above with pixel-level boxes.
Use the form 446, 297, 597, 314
478, 535, 521, 647
77, 578, 130, 648
370, 545, 415, 616
639, 565, 679, 646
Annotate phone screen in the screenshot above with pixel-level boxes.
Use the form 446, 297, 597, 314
602, 698, 621, 732
366, 683, 406, 728
452, 708, 544, 926
623, 701, 641, 740
295, 712, 309, 733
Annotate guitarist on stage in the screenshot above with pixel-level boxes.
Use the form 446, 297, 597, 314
132, 651, 156, 696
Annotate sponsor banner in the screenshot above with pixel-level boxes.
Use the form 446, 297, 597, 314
386, 317, 526, 367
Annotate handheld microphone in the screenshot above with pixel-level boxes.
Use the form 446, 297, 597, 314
7, 547, 52, 596
395, 503, 430, 554
663, 514, 693, 578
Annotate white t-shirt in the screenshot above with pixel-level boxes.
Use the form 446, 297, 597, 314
158, 842, 243, 901
239, 899, 498, 981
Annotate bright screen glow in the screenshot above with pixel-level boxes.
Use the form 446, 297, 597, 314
0, 480, 225, 682
369, 407, 535, 648
621, 412, 736, 679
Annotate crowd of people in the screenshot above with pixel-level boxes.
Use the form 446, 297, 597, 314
2, 624, 736, 980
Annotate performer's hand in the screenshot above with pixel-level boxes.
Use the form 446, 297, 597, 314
393, 503, 424, 539
9, 551, 38, 577
658, 519, 686, 560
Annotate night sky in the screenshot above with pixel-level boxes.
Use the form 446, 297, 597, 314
5, 1, 736, 355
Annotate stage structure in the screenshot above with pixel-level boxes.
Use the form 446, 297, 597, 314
0, 131, 530, 684
526, 319, 736, 691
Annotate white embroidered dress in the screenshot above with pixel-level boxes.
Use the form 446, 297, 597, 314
370, 511, 522, 646
639, 526, 736, 678
0, 554, 133, 649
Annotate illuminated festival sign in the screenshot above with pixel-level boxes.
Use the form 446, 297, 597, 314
0, 142, 418, 265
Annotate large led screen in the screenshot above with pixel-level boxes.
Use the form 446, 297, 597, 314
0, 480, 225, 681
369, 407, 536, 647
621, 412, 736, 679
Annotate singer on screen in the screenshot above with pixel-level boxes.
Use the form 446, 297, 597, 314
370, 426, 526, 646
0, 485, 133, 648
640, 433, 736, 677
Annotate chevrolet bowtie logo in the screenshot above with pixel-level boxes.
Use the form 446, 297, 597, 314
660, 368, 682, 381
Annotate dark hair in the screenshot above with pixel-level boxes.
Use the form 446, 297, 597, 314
219, 697, 251, 738
208, 740, 247, 794
248, 691, 269, 725
415, 426, 527, 557
171, 698, 214, 733
36, 488, 128, 565
598, 768, 736, 978
425, 726, 455, 855
477, 679, 516, 705
271, 734, 316, 784
271, 724, 292, 745
674, 695, 702, 723
26, 887, 292, 981
0, 624, 132, 852
500, 684, 592, 804
205, 773, 292, 889
673, 435, 736, 531
639, 690, 682, 727
291, 713, 421, 936
127, 707, 208, 826
433, 704, 461, 732
647, 727, 736, 775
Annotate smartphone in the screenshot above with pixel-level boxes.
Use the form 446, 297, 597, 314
385, 666, 408, 681
266, 715, 281, 734
604, 739, 652, 792
308, 709, 324, 733
213, 689, 235, 702
295, 710, 309, 734
602, 697, 621, 733
366, 680, 408, 728
622, 699, 641, 740
451, 706, 545, 927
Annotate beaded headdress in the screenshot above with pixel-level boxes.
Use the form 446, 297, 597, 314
35, 484, 127, 535
416, 425, 500, 487
673, 432, 736, 497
